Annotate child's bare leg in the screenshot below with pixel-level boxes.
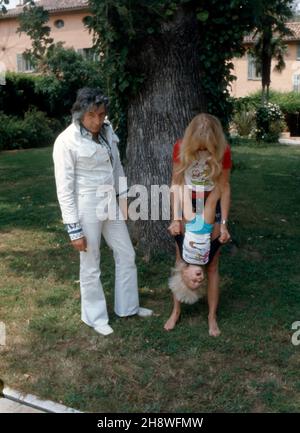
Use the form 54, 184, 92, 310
207, 254, 221, 337
203, 186, 221, 224
206, 224, 221, 337
182, 187, 194, 222
164, 293, 181, 331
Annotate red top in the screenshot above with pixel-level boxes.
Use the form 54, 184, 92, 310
172, 139, 232, 170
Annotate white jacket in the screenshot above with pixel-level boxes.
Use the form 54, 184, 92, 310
53, 121, 126, 224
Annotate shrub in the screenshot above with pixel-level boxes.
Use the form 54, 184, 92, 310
232, 91, 300, 114
268, 91, 300, 114
22, 109, 57, 148
255, 102, 286, 142
232, 109, 256, 137
0, 47, 105, 121
0, 73, 50, 117
35, 46, 105, 118
232, 91, 300, 136
231, 95, 259, 114
0, 109, 62, 151
0, 114, 23, 151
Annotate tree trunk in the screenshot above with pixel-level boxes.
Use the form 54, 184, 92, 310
125, 7, 207, 257
261, 29, 272, 104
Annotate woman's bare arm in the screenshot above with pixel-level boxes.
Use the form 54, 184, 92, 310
168, 162, 183, 235
218, 168, 231, 243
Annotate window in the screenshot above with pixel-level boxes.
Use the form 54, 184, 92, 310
0, 60, 6, 86
247, 54, 261, 80
293, 74, 300, 92
54, 19, 64, 29
297, 43, 300, 60
77, 48, 99, 62
16, 54, 34, 73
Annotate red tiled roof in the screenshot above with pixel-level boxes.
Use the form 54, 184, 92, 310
244, 22, 300, 43
1, 0, 89, 18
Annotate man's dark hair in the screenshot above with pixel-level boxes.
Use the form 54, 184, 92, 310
71, 87, 109, 122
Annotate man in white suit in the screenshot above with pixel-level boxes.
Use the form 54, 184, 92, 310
53, 88, 152, 336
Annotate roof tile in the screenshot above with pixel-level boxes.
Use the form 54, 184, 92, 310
1, 0, 89, 18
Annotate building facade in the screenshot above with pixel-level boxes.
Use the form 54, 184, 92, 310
0, 0, 93, 73
231, 22, 300, 97
1, 2, 300, 99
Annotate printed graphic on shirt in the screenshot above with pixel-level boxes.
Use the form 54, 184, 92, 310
184, 151, 214, 192
183, 231, 211, 265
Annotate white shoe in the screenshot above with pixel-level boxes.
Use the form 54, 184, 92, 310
94, 324, 114, 336
137, 307, 153, 317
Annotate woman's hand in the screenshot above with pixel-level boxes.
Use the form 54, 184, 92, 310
219, 225, 231, 244
168, 220, 182, 236
72, 237, 87, 252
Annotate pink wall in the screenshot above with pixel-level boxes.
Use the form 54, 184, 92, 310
0, 9, 93, 72
231, 42, 300, 97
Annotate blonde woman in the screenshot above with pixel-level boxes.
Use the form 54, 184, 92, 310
164, 113, 232, 336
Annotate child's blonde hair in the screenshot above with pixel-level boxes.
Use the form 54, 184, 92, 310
168, 261, 207, 304
176, 113, 227, 184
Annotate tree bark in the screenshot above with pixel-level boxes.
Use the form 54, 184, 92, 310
125, 7, 207, 257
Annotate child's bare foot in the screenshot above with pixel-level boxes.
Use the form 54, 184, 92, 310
208, 315, 221, 337
164, 311, 180, 331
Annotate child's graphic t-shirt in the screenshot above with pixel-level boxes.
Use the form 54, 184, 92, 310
182, 214, 214, 265
172, 140, 232, 192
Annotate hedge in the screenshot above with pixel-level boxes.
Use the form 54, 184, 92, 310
232, 91, 300, 136
0, 109, 63, 151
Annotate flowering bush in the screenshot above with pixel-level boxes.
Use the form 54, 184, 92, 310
255, 102, 286, 142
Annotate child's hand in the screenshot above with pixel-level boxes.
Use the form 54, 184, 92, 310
168, 220, 182, 236
219, 226, 231, 244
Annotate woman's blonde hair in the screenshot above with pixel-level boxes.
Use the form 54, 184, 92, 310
168, 261, 207, 304
176, 113, 227, 184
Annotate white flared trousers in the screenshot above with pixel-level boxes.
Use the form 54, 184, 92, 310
79, 214, 139, 329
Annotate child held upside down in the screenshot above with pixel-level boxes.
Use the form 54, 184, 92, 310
164, 185, 225, 331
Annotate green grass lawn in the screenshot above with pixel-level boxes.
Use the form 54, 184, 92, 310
0, 143, 300, 412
